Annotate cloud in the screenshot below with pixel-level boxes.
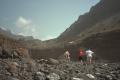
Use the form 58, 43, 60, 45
16, 16, 37, 37
18, 32, 24, 36
15, 16, 56, 40
31, 27, 36, 33
41, 35, 56, 41
16, 16, 31, 28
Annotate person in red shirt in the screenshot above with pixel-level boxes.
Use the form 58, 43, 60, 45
79, 48, 86, 64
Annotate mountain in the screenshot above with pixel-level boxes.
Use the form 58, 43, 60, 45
1, 0, 120, 61
0, 27, 15, 39
30, 0, 120, 62
58, 0, 120, 41
0, 27, 35, 41
72, 12, 120, 61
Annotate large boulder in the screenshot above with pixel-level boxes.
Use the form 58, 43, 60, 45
48, 58, 59, 65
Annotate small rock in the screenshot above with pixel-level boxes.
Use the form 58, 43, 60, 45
47, 73, 60, 80
7, 76, 19, 80
72, 77, 84, 80
86, 74, 95, 79
106, 75, 112, 80
36, 72, 44, 76
34, 72, 45, 80
95, 72, 100, 75
103, 64, 108, 66
6, 72, 11, 76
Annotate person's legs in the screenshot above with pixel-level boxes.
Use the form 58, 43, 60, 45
81, 56, 84, 65
87, 56, 92, 64
65, 55, 68, 61
83, 55, 87, 65
89, 57, 92, 64
87, 56, 90, 64
79, 56, 83, 64
68, 56, 70, 62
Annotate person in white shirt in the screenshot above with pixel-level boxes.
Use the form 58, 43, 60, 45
86, 49, 94, 64
64, 50, 70, 62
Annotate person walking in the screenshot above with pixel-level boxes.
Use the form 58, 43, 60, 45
79, 48, 86, 65
86, 49, 94, 64
64, 50, 70, 62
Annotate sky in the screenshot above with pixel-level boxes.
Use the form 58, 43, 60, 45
0, 0, 100, 40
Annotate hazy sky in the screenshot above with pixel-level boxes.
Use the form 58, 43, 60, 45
0, 0, 100, 40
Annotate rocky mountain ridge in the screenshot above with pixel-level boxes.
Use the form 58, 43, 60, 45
59, 0, 120, 41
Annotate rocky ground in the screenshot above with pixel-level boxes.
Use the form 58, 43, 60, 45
0, 57, 120, 80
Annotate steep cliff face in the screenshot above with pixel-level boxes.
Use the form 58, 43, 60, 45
59, 0, 120, 40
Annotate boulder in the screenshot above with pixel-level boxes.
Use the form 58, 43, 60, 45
48, 58, 59, 65
7, 62, 19, 74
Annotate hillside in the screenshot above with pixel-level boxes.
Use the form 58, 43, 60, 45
1, 0, 120, 62
1, 0, 120, 79
58, 0, 120, 41
30, 0, 120, 62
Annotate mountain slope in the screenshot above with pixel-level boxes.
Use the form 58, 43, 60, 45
29, 2, 120, 61
59, 0, 120, 41
0, 27, 34, 40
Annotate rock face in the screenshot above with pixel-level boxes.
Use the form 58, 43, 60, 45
59, 0, 120, 41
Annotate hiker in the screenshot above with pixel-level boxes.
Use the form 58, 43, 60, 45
64, 50, 70, 62
79, 48, 86, 64
86, 49, 94, 64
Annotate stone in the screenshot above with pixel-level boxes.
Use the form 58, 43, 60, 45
6, 76, 19, 80
86, 74, 95, 79
5, 72, 11, 76
105, 75, 112, 80
47, 73, 60, 80
72, 77, 84, 80
34, 72, 46, 80
48, 58, 59, 65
